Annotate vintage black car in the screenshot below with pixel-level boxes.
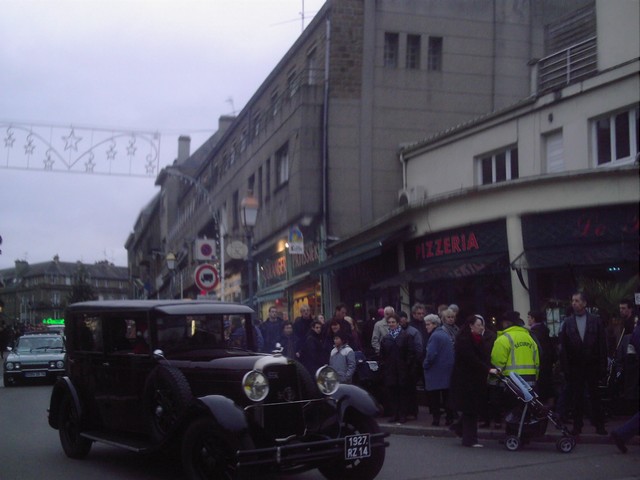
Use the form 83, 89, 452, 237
48, 300, 388, 479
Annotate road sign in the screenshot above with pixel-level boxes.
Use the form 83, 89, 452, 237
194, 264, 219, 291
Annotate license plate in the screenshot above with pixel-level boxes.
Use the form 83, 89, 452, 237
345, 433, 370, 460
25, 371, 46, 378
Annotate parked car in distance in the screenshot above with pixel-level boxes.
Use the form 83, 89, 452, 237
48, 300, 388, 480
3, 332, 65, 386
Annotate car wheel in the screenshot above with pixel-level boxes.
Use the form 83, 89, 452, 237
58, 394, 92, 459
318, 411, 385, 480
144, 365, 192, 442
181, 417, 251, 480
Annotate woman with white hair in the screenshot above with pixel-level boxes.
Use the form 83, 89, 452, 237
423, 314, 456, 426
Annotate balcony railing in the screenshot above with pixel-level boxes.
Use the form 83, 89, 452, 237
538, 36, 597, 93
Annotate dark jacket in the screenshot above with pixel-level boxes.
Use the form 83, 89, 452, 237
530, 322, 557, 400
300, 330, 327, 376
379, 329, 415, 388
559, 312, 607, 381
450, 328, 492, 414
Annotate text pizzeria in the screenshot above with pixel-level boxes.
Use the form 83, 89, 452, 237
414, 232, 480, 260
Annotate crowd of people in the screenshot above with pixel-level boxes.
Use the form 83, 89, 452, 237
257, 291, 638, 451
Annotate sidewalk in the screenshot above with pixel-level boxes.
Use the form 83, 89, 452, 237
378, 405, 637, 447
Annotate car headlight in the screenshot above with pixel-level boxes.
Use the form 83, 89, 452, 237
5, 362, 14, 371
316, 365, 339, 395
56, 360, 64, 369
242, 370, 269, 402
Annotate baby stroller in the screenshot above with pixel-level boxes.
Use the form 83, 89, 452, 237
499, 371, 576, 453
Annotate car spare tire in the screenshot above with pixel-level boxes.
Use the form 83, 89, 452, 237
144, 365, 192, 442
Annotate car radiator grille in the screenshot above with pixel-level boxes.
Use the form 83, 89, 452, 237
22, 362, 49, 370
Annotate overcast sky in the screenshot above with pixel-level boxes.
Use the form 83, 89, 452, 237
0, 0, 326, 270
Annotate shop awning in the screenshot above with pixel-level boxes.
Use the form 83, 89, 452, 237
510, 243, 638, 270
371, 253, 509, 289
312, 225, 413, 275
253, 272, 311, 304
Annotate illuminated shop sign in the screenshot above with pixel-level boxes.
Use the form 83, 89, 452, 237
405, 220, 507, 268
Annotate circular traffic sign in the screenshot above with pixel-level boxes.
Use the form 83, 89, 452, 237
194, 264, 219, 291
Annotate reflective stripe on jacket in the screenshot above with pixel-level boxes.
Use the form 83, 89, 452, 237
491, 325, 539, 384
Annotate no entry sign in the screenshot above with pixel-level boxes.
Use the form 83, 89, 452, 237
194, 264, 219, 291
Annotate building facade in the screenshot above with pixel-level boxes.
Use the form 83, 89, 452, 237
0, 256, 130, 327
332, 0, 639, 328
127, 0, 594, 322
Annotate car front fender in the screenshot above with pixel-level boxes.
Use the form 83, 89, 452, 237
195, 395, 250, 436
48, 376, 81, 429
332, 383, 382, 419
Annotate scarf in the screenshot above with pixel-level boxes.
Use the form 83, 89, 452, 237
442, 323, 459, 342
389, 326, 401, 339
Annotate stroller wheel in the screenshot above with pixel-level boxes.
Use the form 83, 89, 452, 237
555, 436, 575, 453
505, 435, 520, 451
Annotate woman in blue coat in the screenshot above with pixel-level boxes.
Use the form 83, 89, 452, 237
423, 314, 455, 425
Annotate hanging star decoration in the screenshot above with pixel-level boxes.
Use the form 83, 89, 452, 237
24, 134, 35, 155
106, 140, 117, 161
126, 136, 137, 157
62, 128, 82, 151
4, 128, 15, 148
145, 154, 156, 175
43, 149, 55, 169
85, 152, 96, 172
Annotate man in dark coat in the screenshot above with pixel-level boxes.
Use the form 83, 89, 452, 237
379, 314, 415, 424
300, 320, 327, 376
559, 291, 608, 435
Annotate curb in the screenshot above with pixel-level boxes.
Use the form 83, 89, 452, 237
379, 420, 625, 446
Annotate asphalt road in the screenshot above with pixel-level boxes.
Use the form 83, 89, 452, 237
0, 382, 637, 480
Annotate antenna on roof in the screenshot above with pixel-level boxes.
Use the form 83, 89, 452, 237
300, 0, 305, 32
226, 97, 237, 116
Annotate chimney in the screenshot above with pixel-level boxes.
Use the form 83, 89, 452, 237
177, 136, 191, 164
218, 115, 235, 135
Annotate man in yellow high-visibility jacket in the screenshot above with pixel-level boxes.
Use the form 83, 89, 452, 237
491, 311, 540, 386
490, 311, 540, 424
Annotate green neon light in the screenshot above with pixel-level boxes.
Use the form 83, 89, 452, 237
42, 318, 65, 325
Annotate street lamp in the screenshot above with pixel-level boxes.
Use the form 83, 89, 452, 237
240, 194, 259, 312
166, 252, 176, 299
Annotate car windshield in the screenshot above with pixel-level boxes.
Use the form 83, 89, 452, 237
15, 336, 64, 353
156, 313, 257, 354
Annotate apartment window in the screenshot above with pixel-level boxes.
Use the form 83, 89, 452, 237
257, 166, 263, 203
478, 147, 519, 185
270, 90, 279, 117
276, 143, 289, 186
253, 112, 262, 138
428, 36, 443, 71
232, 190, 239, 229
406, 34, 421, 69
240, 129, 248, 152
384, 32, 399, 68
287, 68, 298, 98
248, 174, 255, 195
229, 143, 237, 166
593, 107, 639, 166
306, 46, 317, 85
265, 158, 271, 199
545, 131, 564, 173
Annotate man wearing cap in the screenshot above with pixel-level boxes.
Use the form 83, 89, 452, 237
491, 311, 540, 422
491, 311, 539, 385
